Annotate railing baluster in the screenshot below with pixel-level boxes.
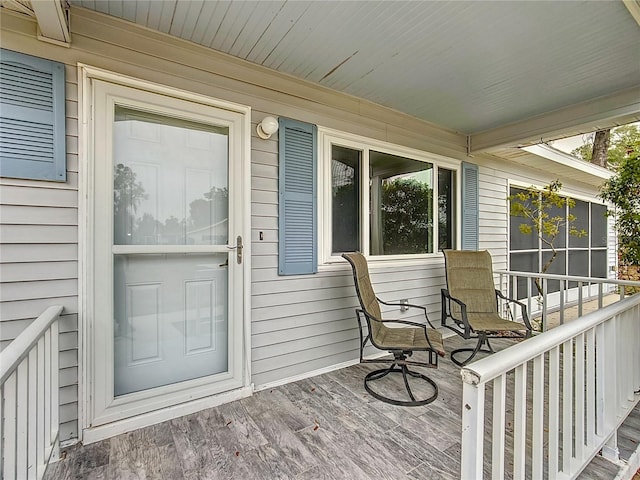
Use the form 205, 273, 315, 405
562, 339, 573, 474
50, 321, 59, 457
575, 333, 585, 464
549, 345, 560, 477
578, 281, 583, 317
527, 276, 532, 319
542, 280, 548, 332
492, 374, 506, 480
17, 360, 29, 478
598, 283, 603, 309
513, 363, 527, 479
532, 355, 544, 479
44, 329, 52, 463
4, 372, 18, 479
28, 349, 38, 480
37, 337, 45, 479
560, 279, 565, 325
585, 328, 596, 448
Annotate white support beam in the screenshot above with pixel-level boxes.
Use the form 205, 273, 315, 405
30, 0, 70, 46
469, 86, 640, 153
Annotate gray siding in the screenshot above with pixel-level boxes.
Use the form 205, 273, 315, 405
0, 6, 612, 443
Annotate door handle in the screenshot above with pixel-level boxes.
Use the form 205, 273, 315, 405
226, 236, 243, 264
236, 236, 243, 264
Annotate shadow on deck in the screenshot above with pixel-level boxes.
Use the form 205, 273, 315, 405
45, 334, 639, 480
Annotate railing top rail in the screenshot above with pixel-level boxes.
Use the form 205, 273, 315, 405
495, 269, 640, 286
0, 305, 63, 385
460, 294, 640, 387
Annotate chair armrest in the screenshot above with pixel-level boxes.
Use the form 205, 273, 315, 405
494, 290, 532, 330
377, 297, 438, 329
440, 289, 472, 337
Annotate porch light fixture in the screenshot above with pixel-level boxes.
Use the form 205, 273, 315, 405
257, 116, 279, 139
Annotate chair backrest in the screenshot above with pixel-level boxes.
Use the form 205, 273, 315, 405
443, 250, 497, 315
342, 252, 384, 340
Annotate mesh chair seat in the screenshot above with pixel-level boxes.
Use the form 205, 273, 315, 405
376, 324, 445, 354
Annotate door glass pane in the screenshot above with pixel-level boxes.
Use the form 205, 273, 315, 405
113, 106, 229, 246
370, 151, 433, 255
331, 145, 360, 254
113, 253, 228, 396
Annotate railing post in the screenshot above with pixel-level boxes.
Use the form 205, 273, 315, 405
461, 377, 485, 479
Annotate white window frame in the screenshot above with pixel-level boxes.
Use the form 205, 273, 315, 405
318, 127, 461, 266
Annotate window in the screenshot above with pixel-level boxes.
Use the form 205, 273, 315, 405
321, 131, 458, 261
509, 185, 608, 298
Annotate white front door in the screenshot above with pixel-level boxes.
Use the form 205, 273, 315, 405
85, 74, 249, 431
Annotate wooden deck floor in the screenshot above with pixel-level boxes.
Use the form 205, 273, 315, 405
45, 336, 639, 480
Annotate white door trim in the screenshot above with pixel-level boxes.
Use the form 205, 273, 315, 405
78, 64, 252, 443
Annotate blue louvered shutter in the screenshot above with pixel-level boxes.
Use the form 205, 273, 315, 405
278, 118, 317, 275
461, 161, 479, 250
0, 49, 66, 181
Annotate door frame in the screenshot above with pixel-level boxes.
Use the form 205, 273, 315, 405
78, 65, 252, 444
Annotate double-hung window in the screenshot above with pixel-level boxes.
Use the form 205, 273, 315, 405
320, 130, 459, 262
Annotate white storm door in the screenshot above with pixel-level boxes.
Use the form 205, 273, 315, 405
90, 79, 246, 426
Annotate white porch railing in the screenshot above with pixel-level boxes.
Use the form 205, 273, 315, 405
496, 270, 640, 331
0, 305, 63, 480
460, 293, 640, 480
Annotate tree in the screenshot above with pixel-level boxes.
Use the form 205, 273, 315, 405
113, 163, 147, 244
508, 180, 586, 296
599, 153, 640, 266
381, 178, 432, 255
590, 129, 610, 168
571, 124, 640, 168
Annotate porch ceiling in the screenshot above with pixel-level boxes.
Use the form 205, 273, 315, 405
6, 0, 633, 152
66, 0, 640, 146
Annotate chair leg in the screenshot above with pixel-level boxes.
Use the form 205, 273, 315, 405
450, 334, 493, 367
363, 356, 438, 406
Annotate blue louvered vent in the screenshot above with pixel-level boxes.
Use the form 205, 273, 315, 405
0, 49, 66, 181
278, 118, 317, 275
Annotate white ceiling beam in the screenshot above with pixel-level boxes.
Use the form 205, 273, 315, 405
31, 0, 70, 46
469, 86, 640, 154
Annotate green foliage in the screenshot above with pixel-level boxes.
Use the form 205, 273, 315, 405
381, 178, 432, 254
599, 154, 640, 265
571, 124, 640, 168
508, 180, 587, 294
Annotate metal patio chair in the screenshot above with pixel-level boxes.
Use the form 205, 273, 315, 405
441, 249, 532, 366
342, 252, 445, 406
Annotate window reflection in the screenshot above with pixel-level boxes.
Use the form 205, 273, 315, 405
113, 106, 229, 246
331, 146, 360, 254
370, 151, 433, 255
